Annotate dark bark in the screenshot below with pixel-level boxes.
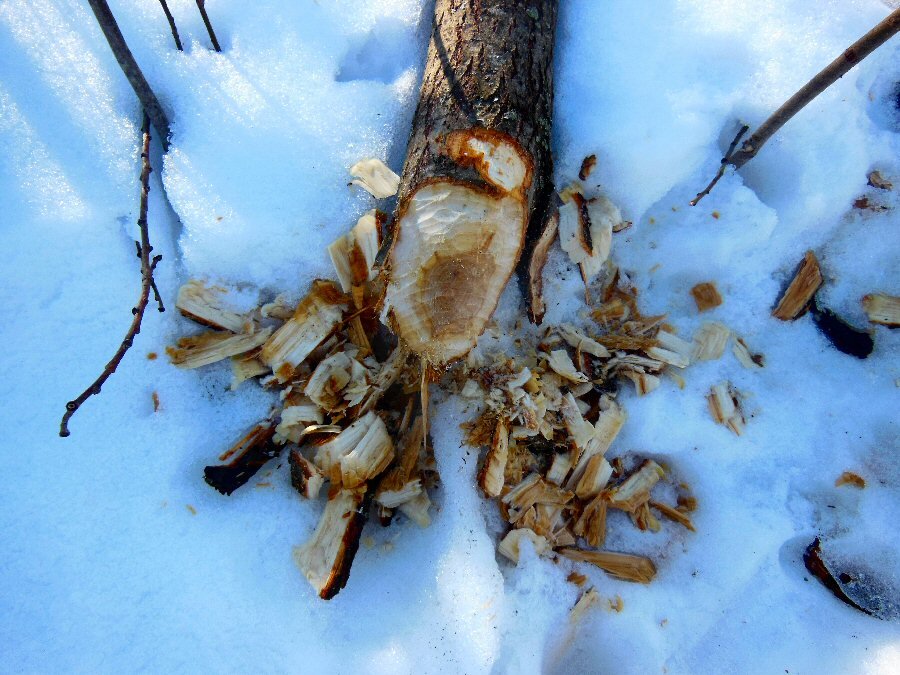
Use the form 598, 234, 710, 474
394, 0, 558, 321
397, 0, 556, 203
195, 0, 222, 52
87, 0, 171, 150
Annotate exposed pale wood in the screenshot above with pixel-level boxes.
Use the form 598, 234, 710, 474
383, 0, 558, 364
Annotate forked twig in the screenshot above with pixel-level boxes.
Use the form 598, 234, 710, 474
692, 8, 900, 205
60, 114, 165, 437
690, 124, 748, 206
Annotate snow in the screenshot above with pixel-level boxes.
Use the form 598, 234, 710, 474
1, 0, 898, 672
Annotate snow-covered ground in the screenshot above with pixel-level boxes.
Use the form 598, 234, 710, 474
1, 0, 898, 672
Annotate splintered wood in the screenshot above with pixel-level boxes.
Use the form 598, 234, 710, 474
168, 161, 708, 601
773, 251, 823, 320
169, 206, 435, 599
459, 263, 699, 590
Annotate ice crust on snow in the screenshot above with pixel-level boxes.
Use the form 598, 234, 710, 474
1, 0, 899, 673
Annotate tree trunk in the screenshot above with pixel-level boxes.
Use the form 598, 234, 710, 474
383, 0, 558, 367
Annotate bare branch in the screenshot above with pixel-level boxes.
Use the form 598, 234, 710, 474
157, 0, 183, 51
690, 124, 748, 206
195, 0, 222, 52
692, 8, 900, 205
60, 114, 165, 437
87, 0, 171, 151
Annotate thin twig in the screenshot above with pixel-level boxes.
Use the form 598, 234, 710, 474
195, 0, 222, 52
87, 0, 171, 151
692, 8, 900, 205
157, 0, 183, 51
60, 114, 165, 437
689, 124, 748, 206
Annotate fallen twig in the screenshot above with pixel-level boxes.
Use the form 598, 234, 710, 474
87, 0, 171, 150
195, 0, 222, 52
690, 125, 748, 206
692, 8, 900, 205
157, 0, 183, 51
60, 114, 165, 437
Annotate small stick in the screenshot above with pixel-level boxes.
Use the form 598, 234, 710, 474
60, 114, 165, 437
420, 361, 429, 455
689, 124, 748, 206
692, 8, 900, 205
87, 0, 171, 150
157, 0, 183, 51
195, 0, 222, 52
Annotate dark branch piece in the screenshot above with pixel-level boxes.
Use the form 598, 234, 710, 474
87, 0, 171, 150
203, 423, 279, 495
157, 0, 183, 51
692, 8, 900, 205
59, 114, 165, 437
195, 0, 222, 52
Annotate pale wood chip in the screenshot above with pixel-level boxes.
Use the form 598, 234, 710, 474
559, 549, 657, 583
349, 158, 400, 198
692, 322, 730, 361
861, 293, 900, 327
650, 500, 696, 531
608, 459, 665, 512
167, 328, 272, 369
498, 527, 550, 563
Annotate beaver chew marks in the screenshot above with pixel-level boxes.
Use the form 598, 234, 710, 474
384, 131, 531, 365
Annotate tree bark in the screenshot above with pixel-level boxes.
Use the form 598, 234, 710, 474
87, 0, 171, 150
383, 0, 558, 366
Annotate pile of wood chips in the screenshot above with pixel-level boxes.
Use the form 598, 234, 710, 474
165, 161, 781, 601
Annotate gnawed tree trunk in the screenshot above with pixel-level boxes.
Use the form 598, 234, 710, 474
382, 0, 558, 367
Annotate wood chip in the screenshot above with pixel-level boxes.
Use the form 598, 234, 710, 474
569, 587, 600, 623
692, 322, 730, 361
546, 349, 589, 383
867, 170, 892, 190
176, 279, 248, 332
479, 418, 509, 498
498, 527, 550, 563
647, 329, 692, 368
289, 449, 325, 500
560, 549, 657, 583
861, 293, 900, 327
398, 491, 432, 527
835, 471, 866, 489
690, 282, 722, 312
772, 251, 823, 321
293, 489, 367, 599
578, 154, 597, 181
621, 369, 660, 396
261, 280, 348, 381
707, 382, 744, 435
557, 324, 611, 358
650, 500, 696, 531
732, 335, 765, 370
607, 459, 664, 512
167, 328, 272, 370
349, 158, 400, 198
